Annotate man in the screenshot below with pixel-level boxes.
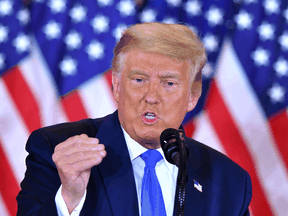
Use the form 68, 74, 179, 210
17, 22, 252, 216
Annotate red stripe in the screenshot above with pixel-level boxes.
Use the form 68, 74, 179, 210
183, 118, 195, 138
205, 80, 273, 216
0, 139, 20, 216
103, 69, 117, 105
61, 90, 88, 122
104, 69, 113, 89
269, 109, 288, 170
2, 66, 42, 132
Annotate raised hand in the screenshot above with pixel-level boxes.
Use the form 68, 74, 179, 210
52, 134, 106, 213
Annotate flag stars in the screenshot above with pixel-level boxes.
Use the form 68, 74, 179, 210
12, 33, 30, 53
273, 57, 288, 77
244, 0, 257, 4
140, 9, 157, 22
202, 62, 213, 78
283, 8, 288, 22
203, 34, 218, 52
43, 20, 61, 40
64, 30, 82, 50
91, 15, 109, 34
166, 0, 181, 7
234, 10, 253, 30
113, 23, 128, 41
0, 53, 5, 69
48, 0, 66, 13
279, 31, 288, 51
267, 83, 286, 103
205, 6, 224, 26
0, 0, 13, 16
0, 25, 9, 43
162, 17, 177, 24
251, 47, 270, 66
117, 0, 135, 17
59, 56, 77, 76
97, 0, 113, 7
185, 0, 202, 16
69, 4, 87, 23
263, 0, 280, 15
257, 22, 275, 41
86, 41, 105, 60
17, 9, 30, 25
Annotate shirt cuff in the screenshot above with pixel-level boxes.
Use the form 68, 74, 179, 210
55, 185, 87, 216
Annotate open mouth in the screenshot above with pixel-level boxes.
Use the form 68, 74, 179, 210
141, 112, 159, 124
145, 112, 155, 120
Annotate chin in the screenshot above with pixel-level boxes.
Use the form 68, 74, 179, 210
139, 139, 160, 149
137, 130, 161, 146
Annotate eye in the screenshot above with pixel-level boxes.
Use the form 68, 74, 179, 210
165, 81, 178, 87
167, 82, 175, 86
131, 77, 146, 85
162, 80, 178, 92
135, 78, 143, 83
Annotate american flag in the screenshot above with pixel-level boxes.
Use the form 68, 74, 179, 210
0, 0, 287, 215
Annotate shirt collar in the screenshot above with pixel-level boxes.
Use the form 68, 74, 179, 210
121, 126, 175, 173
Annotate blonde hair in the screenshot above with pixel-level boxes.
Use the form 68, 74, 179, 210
112, 22, 207, 95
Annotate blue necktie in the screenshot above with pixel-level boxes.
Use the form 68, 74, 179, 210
140, 150, 167, 216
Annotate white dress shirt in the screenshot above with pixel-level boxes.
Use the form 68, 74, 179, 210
55, 127, 179, 216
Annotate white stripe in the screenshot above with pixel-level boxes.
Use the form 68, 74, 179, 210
216, 41, 288, 215
0, 79, 29, 183
192, 112, 226, 154
0, 193, 10, 216
79, 75, 117, 118
19, 38, 68, 127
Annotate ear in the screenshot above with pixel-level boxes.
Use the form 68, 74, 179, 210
112, 71, 120, 103
186, 89, 201, 112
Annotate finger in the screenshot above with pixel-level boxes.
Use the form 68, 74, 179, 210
58, 150, 106, 166
53, 143, 105, 163
79, 133, 88, 138
59, 143, 105, 156
55, 135, 100, 151
60, 134, 99, 148
61, 151, 106, 174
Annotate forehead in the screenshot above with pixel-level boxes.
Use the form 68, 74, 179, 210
123, 49, 190, 77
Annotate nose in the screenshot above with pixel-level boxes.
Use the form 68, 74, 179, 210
145, 81, 160, 104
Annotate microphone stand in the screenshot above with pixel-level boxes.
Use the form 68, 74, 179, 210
159, 128, 189, 216
176, 129, 188, 216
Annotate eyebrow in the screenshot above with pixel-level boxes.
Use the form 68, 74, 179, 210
159, 72, 180, 79
128, 70, 180, 79
127, 70, 149, 78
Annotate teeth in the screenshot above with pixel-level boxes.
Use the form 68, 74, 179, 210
145, 113, 155, 119
146, 115, 155, 119
146, 113, 154, 116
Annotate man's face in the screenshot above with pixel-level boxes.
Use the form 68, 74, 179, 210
112, 49, 199, 149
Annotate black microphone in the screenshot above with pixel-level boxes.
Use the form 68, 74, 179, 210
160, 128, 189, 168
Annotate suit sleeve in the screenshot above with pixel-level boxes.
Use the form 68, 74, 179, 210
16, 129, 61, 216
240, 171, 253, 216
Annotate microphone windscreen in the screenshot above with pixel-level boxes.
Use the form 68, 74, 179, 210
160, 128, 178, 145
160, 128, 180, 165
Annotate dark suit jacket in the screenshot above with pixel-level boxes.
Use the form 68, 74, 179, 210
17, 110, 252, 216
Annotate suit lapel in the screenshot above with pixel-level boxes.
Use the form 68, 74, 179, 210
94, 111, 139, 216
